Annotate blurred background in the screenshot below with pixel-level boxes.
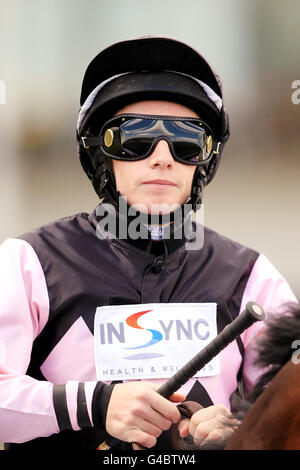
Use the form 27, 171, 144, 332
0, 0, 299, 298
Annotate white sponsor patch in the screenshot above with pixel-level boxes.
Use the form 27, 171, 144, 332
94, 303, 219, 381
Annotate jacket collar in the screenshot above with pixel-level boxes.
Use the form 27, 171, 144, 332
88, 200, 198, 256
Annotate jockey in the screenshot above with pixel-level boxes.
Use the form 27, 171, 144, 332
0, 36, 297, 450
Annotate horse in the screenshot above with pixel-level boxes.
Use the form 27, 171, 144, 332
226, 301, 300, 450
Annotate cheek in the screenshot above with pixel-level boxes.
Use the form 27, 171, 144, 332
112, 160, 141, 196
182, 166, 196, 192
112, 160, 128, 192
176, 166, 196, 205
112, 161, 119, 188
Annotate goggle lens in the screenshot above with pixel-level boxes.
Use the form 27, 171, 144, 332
100, 114, 214, 165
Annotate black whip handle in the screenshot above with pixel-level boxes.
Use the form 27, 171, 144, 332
156, 301, 265, 399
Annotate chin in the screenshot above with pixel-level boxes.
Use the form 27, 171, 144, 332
131, 200, 181, 215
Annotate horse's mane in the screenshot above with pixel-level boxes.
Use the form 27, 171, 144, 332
249, 301, 300, 400
231, 301, 300, 418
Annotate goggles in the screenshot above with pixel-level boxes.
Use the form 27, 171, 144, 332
81, 114, 217, 165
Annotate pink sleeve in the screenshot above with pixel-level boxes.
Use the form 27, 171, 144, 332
239, 253, 298, 395
0, 238, 96, 443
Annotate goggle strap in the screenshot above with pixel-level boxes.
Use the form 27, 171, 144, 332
81, 135, 103, 149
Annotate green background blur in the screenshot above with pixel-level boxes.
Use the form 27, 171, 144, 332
0, 0, 299, 298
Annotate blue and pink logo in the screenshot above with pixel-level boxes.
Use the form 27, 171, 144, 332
123, 309, 164, 360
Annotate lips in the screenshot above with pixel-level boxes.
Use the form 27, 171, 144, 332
143, 179, 177, 186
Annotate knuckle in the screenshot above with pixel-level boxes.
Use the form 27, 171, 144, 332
210, 428, 225, 441
130, 402, 143, 417
215, 404, 230, 416
126, 415, 136, 426
153, 427, 162, 438
142, 435, 157, 448
172, 408, 181, 422
135, 388, 147, 401
195, 426, 208, 440
190, 412, 200, 425
161, 419, 172, 431
193, 421, 207, 440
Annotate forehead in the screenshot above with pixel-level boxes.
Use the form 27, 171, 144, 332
115, 100, 199, 118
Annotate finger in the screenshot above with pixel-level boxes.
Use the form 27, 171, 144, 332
150, 394, 181, 423
169, 392, 186, 403
192, 415, 240, 447
178, 418, 190, 438
128, 429, 157, 449
194, 423, 238, 449
138, 406, 174, 432
132, 443, 145, 450
130, 414, 164, 438
189, 404, 233, 436
192, 417, 220, 443
142, 382, 185, 403
121, 401, 173, 435
191, 404, 231, 424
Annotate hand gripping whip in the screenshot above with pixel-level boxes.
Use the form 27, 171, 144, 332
98, 301, 265, 450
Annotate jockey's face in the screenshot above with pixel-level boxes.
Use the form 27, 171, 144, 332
111, 100, 198, 214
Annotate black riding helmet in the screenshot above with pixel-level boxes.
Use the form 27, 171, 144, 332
77, 36, 230, 209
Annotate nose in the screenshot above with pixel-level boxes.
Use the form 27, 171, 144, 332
148, 139, 175, 168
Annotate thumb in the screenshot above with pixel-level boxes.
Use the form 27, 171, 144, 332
144, 383, 185, 403
178, 418, 190, 438
169, 392, 186, 403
